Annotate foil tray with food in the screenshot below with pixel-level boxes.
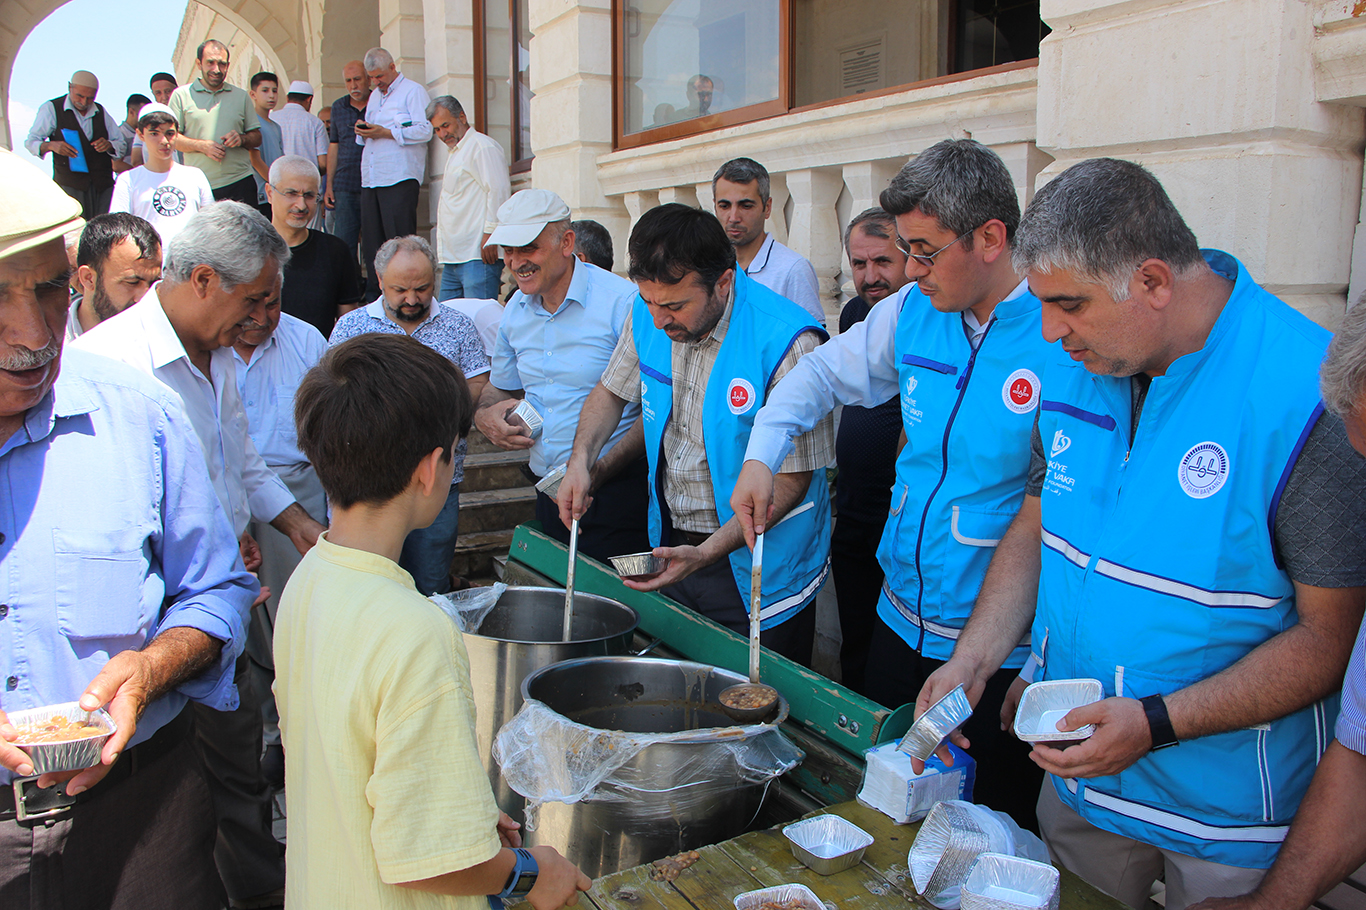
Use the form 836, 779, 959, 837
7, 702, 117, 775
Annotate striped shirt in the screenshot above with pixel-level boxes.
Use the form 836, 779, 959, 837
601, 287, 833, 533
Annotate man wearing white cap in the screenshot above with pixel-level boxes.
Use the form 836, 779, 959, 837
0, 148, 255, 906
474, 188, 650, 561
272, 81, 329, 230
110, 103, 214, 246
24, 70, 128, 219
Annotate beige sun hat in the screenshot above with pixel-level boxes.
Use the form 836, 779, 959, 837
0, 149, 83, 262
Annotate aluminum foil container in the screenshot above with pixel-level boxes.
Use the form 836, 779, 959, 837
910, 800, 991, 904
961, 853, 1060, 910
509, 399, 544, 438
734, 883, 824, 910
535, 463, 568, 497
783, 814, 875, 875
1014, 679, 1103, 743
7, 702, 117, 775
609, 551, 666, 580
898, 685, 973, 761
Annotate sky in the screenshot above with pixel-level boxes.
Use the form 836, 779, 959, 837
7, 0, 188, 166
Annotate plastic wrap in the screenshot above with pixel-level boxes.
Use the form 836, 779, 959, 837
733, 883, 824, 910
961, 853, 1060, 910
493, 697, 802, 831
783, 814, 874, 874
429, 582, 508, 633
7, 702, 117, 775
1014, 679, 1102, 743
898, 685, 973, 760
909, 800, 1050, 910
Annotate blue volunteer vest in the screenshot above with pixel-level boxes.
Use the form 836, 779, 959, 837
875, 283, 1051, 664
1033, 250, 1332, 868
635, 272, 831, 628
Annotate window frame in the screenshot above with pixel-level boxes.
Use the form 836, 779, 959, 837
610, 0, 1039, 151
474, 0, 535, 173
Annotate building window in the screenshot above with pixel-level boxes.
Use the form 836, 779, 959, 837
477, 0, 534, 169
615, 0, 1046, 148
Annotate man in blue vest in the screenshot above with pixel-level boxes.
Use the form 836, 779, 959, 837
732, 139, 1052, 828
559, 203, 833, 665
914, 158, 1366, 908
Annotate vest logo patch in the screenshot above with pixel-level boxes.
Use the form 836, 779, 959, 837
728, 378, 756, 415
1178, 441, 1229, 499
902, 374, 923, 427
1002, 368, 1040, 414
1050, 429, 1071, 458
152, 185, 187, 217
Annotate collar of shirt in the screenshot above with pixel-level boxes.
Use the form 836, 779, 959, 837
961, 277, 1031, 348
191, 79, 231, 96
365, 297, 440, 332
142, 288, 199, 372
701, 280, 736, 346
7, 357, 99, 458
232, 331, 278, 370
746, 233, 776, 274
522, 258, 589, 318
61, 97, 99, 122
378, 73, 408, 99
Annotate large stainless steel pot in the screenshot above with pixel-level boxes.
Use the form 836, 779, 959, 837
463, 587, 637, 822
519, 656, 791, 878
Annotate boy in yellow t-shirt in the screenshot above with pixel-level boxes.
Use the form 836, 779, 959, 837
275, 333, 591, 909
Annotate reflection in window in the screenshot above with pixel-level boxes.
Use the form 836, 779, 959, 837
483, 0, 534, 165
787, 0, 1046, 109
622, 0, 781, 135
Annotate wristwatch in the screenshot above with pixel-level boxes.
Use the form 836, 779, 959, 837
1139, 694, 1179, 751
498, 847, 539, 900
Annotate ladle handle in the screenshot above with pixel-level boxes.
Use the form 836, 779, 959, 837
562, 517, 579, 642
749, 532, 764, 683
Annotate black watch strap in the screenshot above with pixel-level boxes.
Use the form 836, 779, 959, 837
1140, 694, 1178, 751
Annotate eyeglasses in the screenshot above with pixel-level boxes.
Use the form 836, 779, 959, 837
278, 190, 318, 202
896, 227, 978, 268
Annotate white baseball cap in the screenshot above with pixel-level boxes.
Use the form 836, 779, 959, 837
288, 80, 314, 95
485, 189, 572, 249
136, 103, 178, 125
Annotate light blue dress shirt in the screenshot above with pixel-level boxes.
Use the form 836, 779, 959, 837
491, 260, 641, 476
233, 313, 328, 469
1337, 615, 1366, 755
0, 349, 254, 780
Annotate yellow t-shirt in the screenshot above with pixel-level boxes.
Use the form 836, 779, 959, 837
275, 532, 501, 909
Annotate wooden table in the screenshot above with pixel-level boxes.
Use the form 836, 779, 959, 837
582, 800, 1127, 910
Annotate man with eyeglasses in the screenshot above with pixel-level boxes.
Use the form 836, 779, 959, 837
268, 155, 362, 337
731, 138, 1052, 830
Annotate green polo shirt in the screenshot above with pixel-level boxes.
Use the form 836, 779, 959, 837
169, 80, 261, 190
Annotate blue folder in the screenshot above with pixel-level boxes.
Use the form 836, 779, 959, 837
62, 128, 88, 173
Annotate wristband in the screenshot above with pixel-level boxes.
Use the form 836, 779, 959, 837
496, 847, 539, 900
1139, 694, 1178, 751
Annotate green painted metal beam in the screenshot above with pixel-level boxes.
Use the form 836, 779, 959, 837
507, 522, 915, 755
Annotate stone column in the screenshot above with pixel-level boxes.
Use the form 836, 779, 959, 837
377, 0, 432, 237
785, 166, 844, 321
766, 172, 790, 246
658, 185, 698, 207
528, 0, 628, 258
841, 160, 901, 217
1036, 0, 1365, 327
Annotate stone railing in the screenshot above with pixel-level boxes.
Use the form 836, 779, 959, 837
595, 63, 1046, 327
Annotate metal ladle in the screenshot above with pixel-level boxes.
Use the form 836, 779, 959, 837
562, 516, 580, 642
718, 528, 780, 723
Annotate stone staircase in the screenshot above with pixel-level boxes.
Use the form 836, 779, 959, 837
451, 429, 537, 580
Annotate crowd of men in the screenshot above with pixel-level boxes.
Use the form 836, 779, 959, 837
10, 37, 1366, 910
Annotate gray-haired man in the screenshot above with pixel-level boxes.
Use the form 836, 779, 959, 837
428, 94, 510, 301
76, 201, 326, 908
912, 158, 1366, 908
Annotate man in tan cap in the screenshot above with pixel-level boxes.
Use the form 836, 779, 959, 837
23, 70, 127, 219
0, 148, 255, 906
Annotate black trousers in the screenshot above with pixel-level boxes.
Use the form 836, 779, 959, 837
190, 655, 285, 900
533, 456, 651, 563
0, 733, 223, 909
661, 539, 818, 668
865, 615, 1043, 832
360, 179, 420, 302
58, 181, 113, 220
211, 174, 258, 206
830, 514, 887, 696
